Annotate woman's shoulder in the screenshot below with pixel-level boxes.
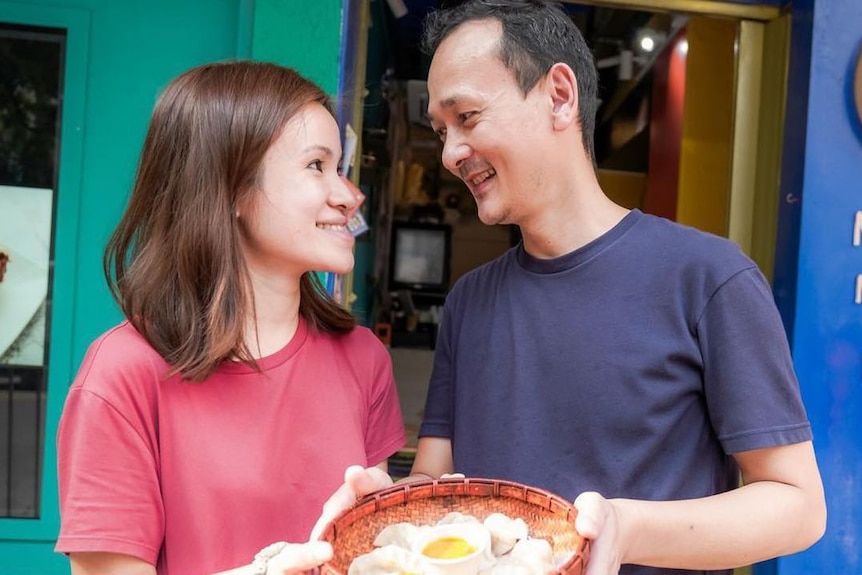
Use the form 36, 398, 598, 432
331, 324, 387, 353
308, 324, 390, 367
71, 321, 170, 398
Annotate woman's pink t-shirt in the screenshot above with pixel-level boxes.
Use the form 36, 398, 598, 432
55, 318, 405, 574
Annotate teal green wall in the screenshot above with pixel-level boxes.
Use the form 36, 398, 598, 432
0, 0, 350, 570
0, 0, 352, 575
252, 0, 343, 94
2, 0, 247, 571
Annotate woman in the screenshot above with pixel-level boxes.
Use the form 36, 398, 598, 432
55, 61, 406, 575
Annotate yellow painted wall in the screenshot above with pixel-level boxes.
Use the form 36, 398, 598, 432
676, 17, 738, 237
597, 169, 646, 210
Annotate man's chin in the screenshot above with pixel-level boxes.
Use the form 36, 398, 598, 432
476, 209, 508, 227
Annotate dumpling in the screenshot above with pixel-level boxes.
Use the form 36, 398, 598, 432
506, 538, 555, 575
348, 544, 426, 575
482, 559, 533, 575
373, 522, 429, 550
436, 512, 481, 525
482, 513, 529, 556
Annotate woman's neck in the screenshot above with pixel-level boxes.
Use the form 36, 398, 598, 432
243, 269, 302, 358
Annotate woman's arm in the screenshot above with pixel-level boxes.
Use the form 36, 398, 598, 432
70, 552, 156, 575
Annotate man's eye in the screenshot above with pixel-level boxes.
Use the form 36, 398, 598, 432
458, 111, 476, 123
434, 128, 447, 142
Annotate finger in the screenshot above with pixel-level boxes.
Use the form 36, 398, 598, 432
309, 467, 394, 541
573, 491, 605, 539
309, 483, 357, 541
344, 465, 393, 497
269, 541, 333, 574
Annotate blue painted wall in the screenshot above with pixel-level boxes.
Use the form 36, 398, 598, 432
774, 0, 862, 573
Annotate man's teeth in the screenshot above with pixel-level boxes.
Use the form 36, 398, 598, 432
470, 169, 496, 186
317, 223, 347, 232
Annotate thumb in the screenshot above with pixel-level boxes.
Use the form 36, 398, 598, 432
268, 541, 333, 574
309, 481, 355, 541
344, 465, 394, 498
309, 466, 393, 541
573, 491, 605, 539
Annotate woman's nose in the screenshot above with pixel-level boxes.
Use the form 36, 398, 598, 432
336, 176, 363, 215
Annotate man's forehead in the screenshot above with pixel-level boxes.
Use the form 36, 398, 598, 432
428, 25, 502, 98
432, 18, 501, 64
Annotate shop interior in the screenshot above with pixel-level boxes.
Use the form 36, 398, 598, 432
352, 0, 786, 461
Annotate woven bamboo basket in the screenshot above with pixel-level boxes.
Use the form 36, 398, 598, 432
319, 478, 590, 575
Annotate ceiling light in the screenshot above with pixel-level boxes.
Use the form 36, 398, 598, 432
634, 28, 666, 54
639, 36, 655, 52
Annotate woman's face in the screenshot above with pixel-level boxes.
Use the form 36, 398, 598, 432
240, 102, 357, 279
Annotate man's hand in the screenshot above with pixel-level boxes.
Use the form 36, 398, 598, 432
574, 492, 623, 575
309, 465, 394, 541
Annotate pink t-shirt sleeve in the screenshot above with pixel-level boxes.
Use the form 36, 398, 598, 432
361, 332, 407, 466
55, 362, 164, 563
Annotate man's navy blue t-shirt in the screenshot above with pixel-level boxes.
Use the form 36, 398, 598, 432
420, 210, 811, 575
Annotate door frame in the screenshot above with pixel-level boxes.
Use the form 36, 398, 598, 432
0, 2, 89, 541
561, 0, 789, 278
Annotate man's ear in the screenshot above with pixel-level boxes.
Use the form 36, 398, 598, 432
547, 62, 579, 131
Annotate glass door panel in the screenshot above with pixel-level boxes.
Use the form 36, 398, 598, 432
0, 22, 65, 519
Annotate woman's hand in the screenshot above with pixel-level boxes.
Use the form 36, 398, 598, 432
265, 541, 333, 575
309, 465, 394, 541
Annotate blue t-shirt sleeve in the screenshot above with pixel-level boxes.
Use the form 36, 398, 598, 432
699, 266, 812, 453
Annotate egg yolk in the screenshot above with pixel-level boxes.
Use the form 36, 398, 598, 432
422, 536, 477, 559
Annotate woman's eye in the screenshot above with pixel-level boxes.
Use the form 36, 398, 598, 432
308, 160, 323, 172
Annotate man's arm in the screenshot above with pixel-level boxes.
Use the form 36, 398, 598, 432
402, 437, 455, 482
576, 441, 826, 575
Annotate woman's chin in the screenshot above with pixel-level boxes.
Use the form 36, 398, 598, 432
326, 258, 355, 276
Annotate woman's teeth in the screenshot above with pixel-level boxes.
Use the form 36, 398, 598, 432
317, 223, 347, 232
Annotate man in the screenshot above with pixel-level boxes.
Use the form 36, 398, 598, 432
317, 2, 826, 574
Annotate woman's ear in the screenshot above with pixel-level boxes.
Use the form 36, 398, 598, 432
547, 62, 579, 131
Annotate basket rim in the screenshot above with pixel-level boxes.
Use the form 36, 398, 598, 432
318, 477, 590, 575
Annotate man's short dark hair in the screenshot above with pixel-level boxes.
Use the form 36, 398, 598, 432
422, 0, 599, 161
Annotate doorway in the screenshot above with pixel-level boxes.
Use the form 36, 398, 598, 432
357, 0, 792, 456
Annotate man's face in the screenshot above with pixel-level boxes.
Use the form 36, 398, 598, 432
427, 19, 552, 227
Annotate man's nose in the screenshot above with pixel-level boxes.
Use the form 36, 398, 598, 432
441, 135, 471, 174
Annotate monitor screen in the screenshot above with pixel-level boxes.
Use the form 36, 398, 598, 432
389, 222, 451, 293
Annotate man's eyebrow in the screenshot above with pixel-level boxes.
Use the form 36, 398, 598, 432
439, 95, 463, 110
427, 95, 463, 125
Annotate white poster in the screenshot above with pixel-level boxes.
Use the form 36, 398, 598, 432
0, 185, 53, 366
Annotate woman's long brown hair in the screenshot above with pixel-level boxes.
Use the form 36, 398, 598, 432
104, 61, 355, 382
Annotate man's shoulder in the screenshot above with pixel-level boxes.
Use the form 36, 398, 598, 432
634, 213, 755, 271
